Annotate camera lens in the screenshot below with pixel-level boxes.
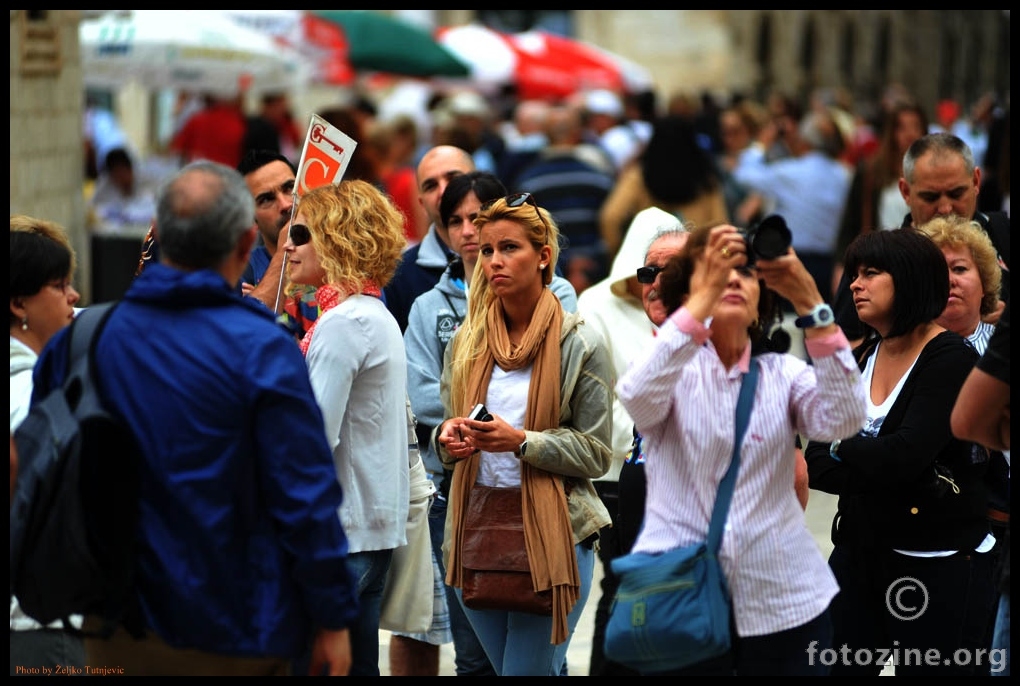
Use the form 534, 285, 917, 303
750, 215, 792, 261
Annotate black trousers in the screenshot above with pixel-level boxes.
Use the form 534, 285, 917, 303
827, 543, 998, 676
589, 481, 641, 677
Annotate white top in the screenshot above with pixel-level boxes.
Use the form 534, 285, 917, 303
477, 365, 531, 489
306, 295, 410, 553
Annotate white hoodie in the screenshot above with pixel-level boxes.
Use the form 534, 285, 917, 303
576, 207, 683, 481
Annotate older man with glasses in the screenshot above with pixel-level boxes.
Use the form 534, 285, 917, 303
576, 206, 690, 676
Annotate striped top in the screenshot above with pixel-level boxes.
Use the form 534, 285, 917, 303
617, 308, 867, 637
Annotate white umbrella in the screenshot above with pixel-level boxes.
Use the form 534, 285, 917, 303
80, 10, 310, 96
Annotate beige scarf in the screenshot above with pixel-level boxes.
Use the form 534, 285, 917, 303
445, 288, 579, 645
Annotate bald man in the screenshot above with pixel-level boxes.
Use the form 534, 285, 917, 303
383, 145, 476, 333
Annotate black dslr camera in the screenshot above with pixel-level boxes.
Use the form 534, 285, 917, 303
742, 214, 792, 264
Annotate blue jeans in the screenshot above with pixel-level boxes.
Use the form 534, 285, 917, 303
429, 495, 496, 676
292, 548, 393, 676
991, 592, 1010, 676
455, 543, 595, 676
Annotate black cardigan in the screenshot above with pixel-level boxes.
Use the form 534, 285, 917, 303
806, 330, 989, 551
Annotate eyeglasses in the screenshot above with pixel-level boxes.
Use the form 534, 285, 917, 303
289, 224, 311, 246
636, 265, 665, 284
46, 278, 72, 294
480, 192, 550, 239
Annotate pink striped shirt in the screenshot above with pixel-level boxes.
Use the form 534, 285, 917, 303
616, 308, 867, 637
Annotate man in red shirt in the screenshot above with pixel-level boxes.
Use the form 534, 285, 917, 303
171, 93, 248, 169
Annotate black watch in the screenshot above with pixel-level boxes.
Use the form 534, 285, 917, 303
794, 303, 834, 329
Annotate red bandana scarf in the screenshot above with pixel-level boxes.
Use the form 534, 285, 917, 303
299, 281, 381, 356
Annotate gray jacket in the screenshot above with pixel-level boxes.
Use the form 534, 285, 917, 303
404, 267, 578, 484
437, 310, 614, 546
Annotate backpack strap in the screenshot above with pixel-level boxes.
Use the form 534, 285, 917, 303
65, 303, 118, 391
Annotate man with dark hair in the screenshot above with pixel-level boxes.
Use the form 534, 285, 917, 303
32, 161, 359, 675
236, 149, 316, 338
833, 132, 1010, 345
382, 145, 475, 333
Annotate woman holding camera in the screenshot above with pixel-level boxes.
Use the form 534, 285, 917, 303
435, 193, 614, 675
616, 223, 866, 675
805, 228, 996, 675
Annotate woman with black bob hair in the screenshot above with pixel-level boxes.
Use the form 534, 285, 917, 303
805, 228, 996, 676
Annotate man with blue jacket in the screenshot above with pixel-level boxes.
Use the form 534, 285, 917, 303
31, 161, 359, 675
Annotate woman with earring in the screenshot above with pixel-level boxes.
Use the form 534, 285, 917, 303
616, 223, 867, 675
9, 215, 84, 675
806, 228, 996, 675
435, 193, 614, 675
284, 180, 410, 677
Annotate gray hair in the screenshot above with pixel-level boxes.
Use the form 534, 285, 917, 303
645, 223, 691, 259
902, 132, 976, 184
155, 160, 255, 270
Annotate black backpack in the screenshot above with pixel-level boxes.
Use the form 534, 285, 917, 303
10, 302, 143, 637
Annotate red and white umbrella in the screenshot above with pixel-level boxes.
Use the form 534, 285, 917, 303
436, 24, 653, 101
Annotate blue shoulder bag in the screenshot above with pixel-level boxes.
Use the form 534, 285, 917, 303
603, 359, 759, 673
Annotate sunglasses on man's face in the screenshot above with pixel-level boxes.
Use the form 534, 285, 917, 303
636, 265, 665, 284
480, 192, 550, 238
289, 224, 311, 246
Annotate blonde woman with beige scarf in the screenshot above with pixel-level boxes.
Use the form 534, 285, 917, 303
435, 193, 614, 675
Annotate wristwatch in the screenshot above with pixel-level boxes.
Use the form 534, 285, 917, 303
794, 303, 835, 329
516, 439, 528, 458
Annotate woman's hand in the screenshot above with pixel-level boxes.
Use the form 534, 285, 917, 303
438, 413, 525, 457
460, 413, 525, 456
437, 418, 475, 460
754, 248, 823, 311
685, 224, 748, 321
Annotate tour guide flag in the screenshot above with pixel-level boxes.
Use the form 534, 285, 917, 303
272, 114, 358, 313
295, 113, 358, 195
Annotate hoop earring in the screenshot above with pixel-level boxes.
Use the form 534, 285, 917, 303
21, 317, 28, 331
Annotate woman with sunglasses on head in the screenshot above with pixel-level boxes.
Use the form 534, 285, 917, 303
805, 228, 996, 676
284, 180, 410, 677
400, 173, 580, 676
434, 192, 614, 675
616, 223, 867, 675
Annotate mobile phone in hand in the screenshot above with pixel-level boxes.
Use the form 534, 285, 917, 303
468, 403, 493, 422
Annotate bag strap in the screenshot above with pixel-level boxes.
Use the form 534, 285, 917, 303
707, 358, 759, 553
66, 303, 117, 389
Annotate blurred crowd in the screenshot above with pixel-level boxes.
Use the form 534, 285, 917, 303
15, 72, 1012, 677
82, 80, 1010, 299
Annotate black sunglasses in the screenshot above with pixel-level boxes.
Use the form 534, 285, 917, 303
289, 224, 311, 246
636, 265, 665, 284
480, 192, 550, 238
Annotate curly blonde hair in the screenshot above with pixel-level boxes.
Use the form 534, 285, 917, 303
294, 180, 407, 291
915, 215, 1002, 316
448, 195, 560, 402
